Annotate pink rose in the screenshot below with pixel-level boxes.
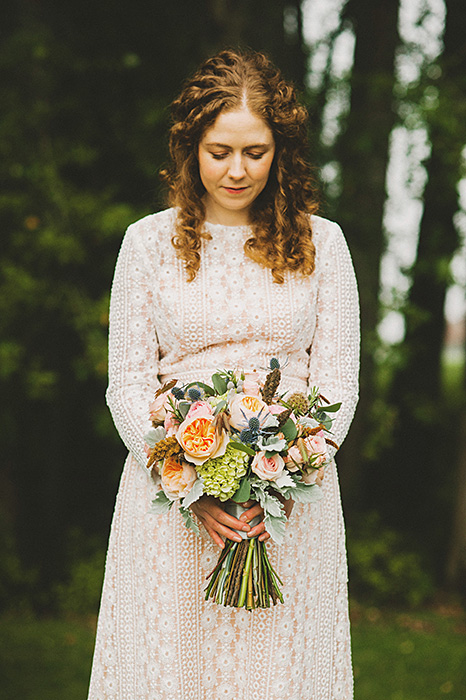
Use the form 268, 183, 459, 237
149, 391, 171, 425
229, 394, 270, 430
242, 373, 261, 396
251, 451, 285, 481
164, 410, 179, 437
304, 433, 328, 467
160, 456, 197, 501
284, 445, 303, 472
176, 414, 229, 465
186, 400, 213, 421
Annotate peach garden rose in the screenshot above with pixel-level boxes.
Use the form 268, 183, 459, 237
149, 391, 171, 425
228, 394, 270, 430
160, 456, 197, 501
176, 414, 229, 466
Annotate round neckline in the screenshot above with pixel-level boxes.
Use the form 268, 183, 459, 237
204, 220, 251, 230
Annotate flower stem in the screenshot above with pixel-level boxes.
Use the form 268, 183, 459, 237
237, 538, 255, 607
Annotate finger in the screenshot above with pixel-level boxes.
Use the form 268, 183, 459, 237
239, 504, 263, 522
204, 523, 225, 549
201, 512, 244, 542
247, 521, 267, 538
258, 531, 270, 542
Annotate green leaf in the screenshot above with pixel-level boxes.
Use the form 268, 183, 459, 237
281, 417, 298, 442
182, 477, 204, 508
150, 490, 174, 514
229, 440, 256, 456
322, 402, 341, 413
231, 476, 251, 503
178, 401, 191, 419
186, 381, 215, 396
288, 481, 323, 504
212, 373, 228, 395
213, 399, 227, 415
263, 512, 287, 545
179, 507, 200, 535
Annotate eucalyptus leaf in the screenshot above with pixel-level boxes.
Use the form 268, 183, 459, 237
212, 373, 228, 395
178, 401, 191, 419
229, 440, 256, 456
322, 402, 341, 413
213, 399, 227, 415
281, 417, 298, 442
182, 477, 204, 508
179, 507, 200, 535
186, 381, 215, 396
231, 476, 251, 503
151, 490, 174, 514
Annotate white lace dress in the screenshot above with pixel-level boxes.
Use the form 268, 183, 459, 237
88, 208, 359, 700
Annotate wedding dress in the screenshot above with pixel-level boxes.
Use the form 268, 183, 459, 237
87, 208, 359, 700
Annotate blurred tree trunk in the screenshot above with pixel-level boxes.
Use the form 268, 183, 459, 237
376, 0, 466, 556
206, 0, 308, 89
333, 0, 400, 505
446, 378, 466, 589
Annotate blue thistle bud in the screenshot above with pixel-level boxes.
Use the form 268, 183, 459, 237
248, 417, 260, 432
171, 387, 184, 400
188, 387, 201, 401
240, 428, 254, 444
270, 357, 280, 370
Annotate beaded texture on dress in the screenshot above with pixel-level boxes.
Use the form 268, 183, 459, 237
88, 208, 360, 700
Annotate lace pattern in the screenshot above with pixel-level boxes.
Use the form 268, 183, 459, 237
88, 209, 359, 700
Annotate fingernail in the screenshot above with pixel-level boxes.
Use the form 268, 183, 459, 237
233, 535, 242, 542
239, 514, 248, 522
242, 524, 250, 532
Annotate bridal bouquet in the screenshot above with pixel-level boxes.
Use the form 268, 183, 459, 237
145, 359, 340, 609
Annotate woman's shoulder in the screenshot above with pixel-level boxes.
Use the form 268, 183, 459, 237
310, 214, 344, 241
125, 208, 177, 243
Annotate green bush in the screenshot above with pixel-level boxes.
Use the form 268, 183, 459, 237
347, 513, 434, 607
55, 549, 105, 617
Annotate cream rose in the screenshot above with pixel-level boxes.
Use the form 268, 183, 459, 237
160, 456, 197, 501
242, 374, 261, 396
149, 391, 171, 425
229, 394, 270, 430
251, 451, 285, 481
177, 414, 229, 466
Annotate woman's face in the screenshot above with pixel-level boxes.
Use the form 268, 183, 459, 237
198, 107, 275, 226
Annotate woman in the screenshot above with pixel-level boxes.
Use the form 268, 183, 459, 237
88, 49, 359, 700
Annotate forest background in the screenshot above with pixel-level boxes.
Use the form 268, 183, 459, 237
1, 0, 466, 629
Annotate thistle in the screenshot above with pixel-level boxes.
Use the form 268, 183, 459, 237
261, 367, 281, 404
171, 386, 185, 400
147, 436, 182, 470
286, 391, 310, 416
276, 407, 292, 427
188, 387, 201, 401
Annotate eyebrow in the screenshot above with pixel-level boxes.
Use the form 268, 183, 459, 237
204, 142, 272, 149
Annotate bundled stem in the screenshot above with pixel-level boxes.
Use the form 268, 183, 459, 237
205, 538, 283, 609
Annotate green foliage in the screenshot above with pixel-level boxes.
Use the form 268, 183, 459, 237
348, 514, 434, 608
55, 549, 105, 617
0, 509, 37, 614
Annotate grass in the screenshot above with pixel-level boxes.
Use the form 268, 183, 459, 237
0, 602, 465, 699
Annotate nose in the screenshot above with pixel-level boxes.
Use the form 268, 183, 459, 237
228, 154, 246, 180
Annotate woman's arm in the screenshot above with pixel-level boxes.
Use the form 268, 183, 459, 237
308, 221, 360, 454
106, 223, 161, 470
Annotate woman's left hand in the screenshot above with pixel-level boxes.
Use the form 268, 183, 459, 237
238, 495, 294, 542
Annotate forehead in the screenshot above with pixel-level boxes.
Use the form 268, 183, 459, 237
202, 107, 274, 145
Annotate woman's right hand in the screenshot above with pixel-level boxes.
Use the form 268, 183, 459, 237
190, 495, 251, 548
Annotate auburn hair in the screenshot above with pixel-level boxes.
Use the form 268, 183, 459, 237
162, 49, 318, 283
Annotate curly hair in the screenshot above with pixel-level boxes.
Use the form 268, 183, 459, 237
163, 49, 318, 283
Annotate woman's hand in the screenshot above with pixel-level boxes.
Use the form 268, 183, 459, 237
190, 495, 251, 548
237, 495, 295, 543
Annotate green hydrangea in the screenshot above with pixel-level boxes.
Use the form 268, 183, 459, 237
197, 443, 249, 501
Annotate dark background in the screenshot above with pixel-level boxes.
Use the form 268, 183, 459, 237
1, 0, 465, 616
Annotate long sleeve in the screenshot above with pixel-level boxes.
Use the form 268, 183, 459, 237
308, 220, 360, 455
106, 224, 161, 469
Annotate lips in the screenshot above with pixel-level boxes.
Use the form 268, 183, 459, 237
223, 186, 248, 194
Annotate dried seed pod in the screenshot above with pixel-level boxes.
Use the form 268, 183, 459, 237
261, 367, 281, 404
147, 436, 182, 469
